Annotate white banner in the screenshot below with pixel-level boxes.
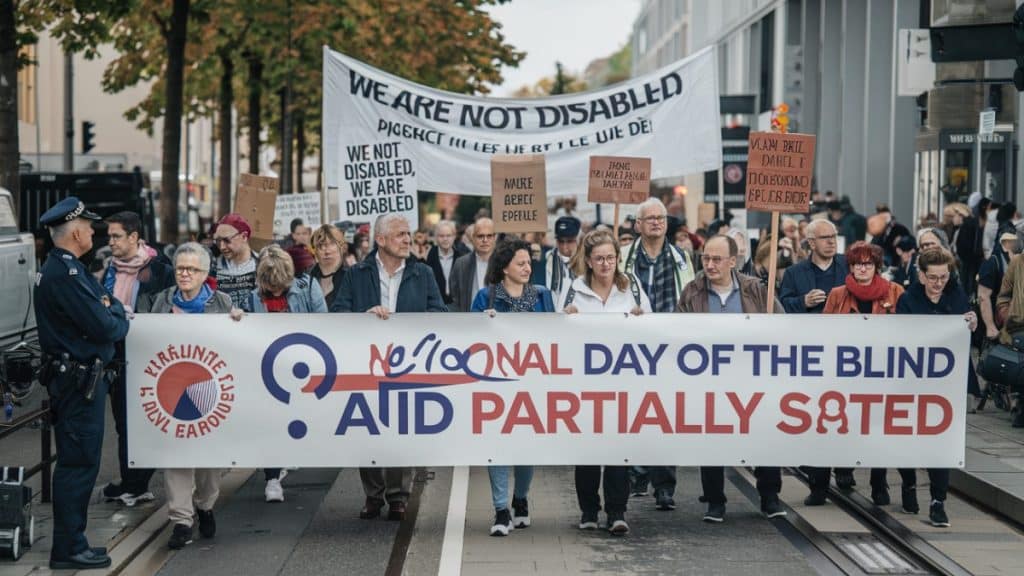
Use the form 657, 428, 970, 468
321, 46, 722, 213
127, 314, 968, 468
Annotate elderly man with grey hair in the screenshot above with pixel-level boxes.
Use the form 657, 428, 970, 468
618, 197, 696, 512
426, 219, 469, 305
330, 213, 446, 520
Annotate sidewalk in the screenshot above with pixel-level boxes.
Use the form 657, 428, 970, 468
951, 409, 1024, 526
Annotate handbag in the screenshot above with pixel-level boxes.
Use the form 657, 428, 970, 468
978, 334, 1024, 388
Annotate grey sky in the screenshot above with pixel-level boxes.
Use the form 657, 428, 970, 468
486, 0, 641, 96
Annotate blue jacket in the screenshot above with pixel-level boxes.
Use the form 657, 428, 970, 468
330, 251, 447, 313
470, 285, 556, 313
779, 254, 849, 313
247, 274, 328, 313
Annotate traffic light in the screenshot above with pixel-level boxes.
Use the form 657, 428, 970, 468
81, 121, 95, 154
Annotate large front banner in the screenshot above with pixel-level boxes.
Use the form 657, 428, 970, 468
321, 46, 722, 222
127, 314, 968, 469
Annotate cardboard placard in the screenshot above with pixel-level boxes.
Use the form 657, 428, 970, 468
234, 173, 279, 249
587, 156, 651, 204
744, 132, 816, 213
490, 155, 548, 233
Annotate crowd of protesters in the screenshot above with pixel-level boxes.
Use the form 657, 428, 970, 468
36, 186, 1023, 567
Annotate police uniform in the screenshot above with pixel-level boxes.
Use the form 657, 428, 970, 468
34, 197, 129, 570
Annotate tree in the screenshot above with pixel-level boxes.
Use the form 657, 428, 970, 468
512, 63, 587, 98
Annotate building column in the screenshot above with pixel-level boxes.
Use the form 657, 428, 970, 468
839, 0, 867, 204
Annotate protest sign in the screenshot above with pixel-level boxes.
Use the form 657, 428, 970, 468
337, 141, 419, 230
491, 155, 548, 233
234, 173, 279, 249
322, 46, 722, 203
128, 314, 968, 468
274, 193, 323, 238
588, 156, 651, 204
745, 132, 816, 213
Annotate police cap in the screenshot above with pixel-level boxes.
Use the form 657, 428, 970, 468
554, 216, 581, 239
39, 197, 102, 227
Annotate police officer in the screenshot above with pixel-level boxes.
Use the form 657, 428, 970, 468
35, 197, 129, 570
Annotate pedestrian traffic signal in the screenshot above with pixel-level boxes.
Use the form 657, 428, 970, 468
81, 121, 95, 154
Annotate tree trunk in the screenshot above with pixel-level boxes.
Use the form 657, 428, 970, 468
279, 86, 291, 194
0, 0, 20, 219
295, 112, 304, 193
218, 49, 233, 219
160, 0, 189, 243
247, 54, 261, 174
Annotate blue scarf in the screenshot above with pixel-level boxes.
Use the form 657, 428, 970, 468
172, 283, 213, 314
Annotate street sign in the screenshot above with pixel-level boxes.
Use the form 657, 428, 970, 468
979, 109, 996, 135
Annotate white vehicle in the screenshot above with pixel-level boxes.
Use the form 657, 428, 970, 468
0, 188, 35, 350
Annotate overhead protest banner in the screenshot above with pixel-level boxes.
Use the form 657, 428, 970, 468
745, 132, 816, 213
322, 45, 721, 209
127, 314, 967, 468
587, 156, 652, 204
274, 193, 322, 238
234, 173, 279, 249
490, 155, 548, 233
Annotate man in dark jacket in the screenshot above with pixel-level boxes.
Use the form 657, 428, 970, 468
425, 220, 468, 305
676, 235, 785, 522
330, 214, 446, 520
100, 211, 175, 507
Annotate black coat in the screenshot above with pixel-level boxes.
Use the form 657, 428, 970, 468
309, 263, 346, 309
425, 243, 469, 304
330, 250, 447, 313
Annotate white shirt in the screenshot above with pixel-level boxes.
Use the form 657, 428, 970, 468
473, 253, 489, 293
376, 254, 405, 311
557, 276, 653, 314
439, 248, 455, 284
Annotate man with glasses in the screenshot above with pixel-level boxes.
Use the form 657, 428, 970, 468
677, 234, 786, 522
426, 220, 468, 304
211, 213, 259, 311
99, 212, 174, 508
620, 197, 695, 511
450, 217, 496, 312
780, 219, 852, 502
539, 216, 580, 294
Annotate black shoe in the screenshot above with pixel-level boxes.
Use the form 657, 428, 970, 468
872, 486, 891, 506
703, 502, 726, 523
196, 508, 216, 538
761, 497, 787, 518
579, 511, 599, 530
102, 482, 127, 501
835, 471, 856, 490
1013, 407, 1024, 428
49, 549, 112, 570
511, 497, 530, 528
490, 508, 513, 537
359, 498, 384, 519
804, 490, 827, 506
168, 523, 193, 550
929, 501, 950, 527
901, 486, 920, 514
631, 478, 649, 497
607, 511, 629, 535
654, 489, 675, 511
387, 501, 407, 521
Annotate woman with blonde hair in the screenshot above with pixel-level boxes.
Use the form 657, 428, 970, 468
309, 224, 348, 308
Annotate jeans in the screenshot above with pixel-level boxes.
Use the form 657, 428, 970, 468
575, 466, 629, 514
488, 466, 533, 510
700, 466, 781, 505
648, 466, 677, 495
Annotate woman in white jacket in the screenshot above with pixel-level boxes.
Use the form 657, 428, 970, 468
559, 230, 651, 535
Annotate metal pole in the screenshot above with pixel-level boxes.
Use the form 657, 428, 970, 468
62, 52, 73, 172
975, 130, 982, 197
34, 56, 41, 169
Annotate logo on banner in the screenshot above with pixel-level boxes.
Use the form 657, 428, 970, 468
140, 346, 236, 438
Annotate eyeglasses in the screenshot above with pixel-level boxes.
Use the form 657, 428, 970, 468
852, 262, 875, 269
474, 233, 496, 240
214, 231, 241, 245
701, 255, 729, 265
589, 255, 617, 265
175, 266, 207, 276
924, 273, 950, 284
809, 234, 837, 242
638, 215, 667, 224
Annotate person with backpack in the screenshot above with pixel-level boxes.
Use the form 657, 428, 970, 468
559, 230, 651, 535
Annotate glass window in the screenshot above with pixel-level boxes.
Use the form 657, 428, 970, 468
0, 195, 18, 236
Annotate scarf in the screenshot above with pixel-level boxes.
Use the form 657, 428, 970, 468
493, 282, 540, 312
845, 273, 890, 303
104, 244, 151, 310
634, 241, 677, 313
261, 293, 289, 313
172, 283, 214, 314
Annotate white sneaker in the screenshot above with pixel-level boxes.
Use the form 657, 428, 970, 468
265, 479, 284, 503
119, 491, 155, 507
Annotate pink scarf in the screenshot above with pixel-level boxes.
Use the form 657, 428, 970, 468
111, 243, 151, 309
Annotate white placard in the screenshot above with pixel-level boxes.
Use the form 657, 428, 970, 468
273, 193, 323, 238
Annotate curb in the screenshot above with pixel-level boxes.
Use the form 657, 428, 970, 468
949, 468, 1024, 528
